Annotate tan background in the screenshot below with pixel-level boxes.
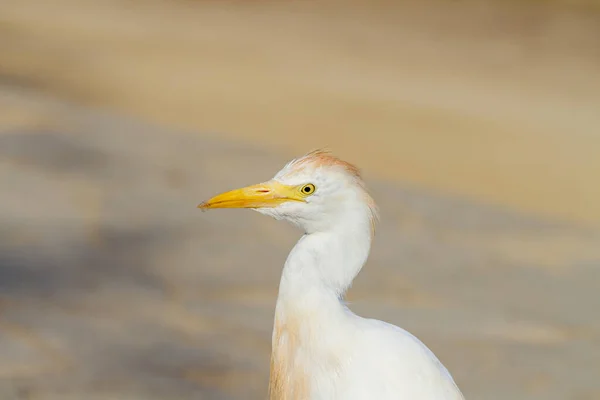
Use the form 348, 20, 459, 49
2, 0, 600, 225
0, 1, 599, 399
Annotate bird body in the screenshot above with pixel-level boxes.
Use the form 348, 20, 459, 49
199, 150, 464, 400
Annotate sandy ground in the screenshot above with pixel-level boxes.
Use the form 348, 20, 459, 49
0, 1, 599, 399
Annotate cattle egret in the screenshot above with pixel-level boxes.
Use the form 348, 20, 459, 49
199, 150, 465, 400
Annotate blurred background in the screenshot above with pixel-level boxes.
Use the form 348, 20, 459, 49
0, 0, 599, 399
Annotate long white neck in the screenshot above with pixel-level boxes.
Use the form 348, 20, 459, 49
268, 207, 373, 398
276, 207, 373, 315
268, 192, 375, 399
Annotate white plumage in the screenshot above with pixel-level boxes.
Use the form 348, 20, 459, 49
199, 150, 465, 400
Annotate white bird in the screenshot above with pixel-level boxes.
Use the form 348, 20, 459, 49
199, 150, 465, 400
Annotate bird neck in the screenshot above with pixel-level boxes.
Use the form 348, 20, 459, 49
277, 211, 372, 313
268, 205, 373, 399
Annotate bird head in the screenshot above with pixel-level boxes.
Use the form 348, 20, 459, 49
198, 150, 378, 234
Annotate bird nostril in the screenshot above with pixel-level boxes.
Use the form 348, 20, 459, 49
256, 189, 270, 193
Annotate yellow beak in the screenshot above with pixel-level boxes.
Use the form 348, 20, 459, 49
198, 181, 303, 210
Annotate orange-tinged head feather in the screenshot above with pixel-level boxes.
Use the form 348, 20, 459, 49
289, 149, 361, 178
285, 149, 379, 235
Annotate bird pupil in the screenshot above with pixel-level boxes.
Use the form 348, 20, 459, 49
304, 187, 310, 192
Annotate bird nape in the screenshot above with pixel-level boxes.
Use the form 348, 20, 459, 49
198, 149, 465, 400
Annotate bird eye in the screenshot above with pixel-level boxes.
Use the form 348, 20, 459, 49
300, 183, 316, 195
